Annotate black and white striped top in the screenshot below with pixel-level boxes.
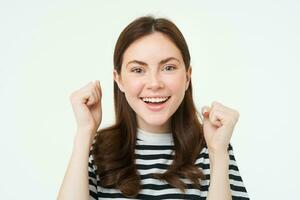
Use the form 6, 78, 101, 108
88, 128, 249, 199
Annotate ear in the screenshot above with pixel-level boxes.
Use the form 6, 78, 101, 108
185, 66, 192, 91
113, 69, 125, 92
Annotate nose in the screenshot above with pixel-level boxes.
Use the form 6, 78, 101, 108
146, 73, 164, 90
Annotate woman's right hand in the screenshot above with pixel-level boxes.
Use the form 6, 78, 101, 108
69, 80, 102, 137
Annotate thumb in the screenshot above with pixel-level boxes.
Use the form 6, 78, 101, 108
201, 106, 210, 119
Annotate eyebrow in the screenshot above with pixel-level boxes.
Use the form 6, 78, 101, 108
126, 57, 180, 67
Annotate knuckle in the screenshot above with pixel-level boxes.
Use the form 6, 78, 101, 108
92, 85, 98, 92
69, 92, 76, 101
212, 101, 220, 105
212, 101, 221, 109
236, 110, 240, 117
232, 109, 239, 117
211, 101, 217, 107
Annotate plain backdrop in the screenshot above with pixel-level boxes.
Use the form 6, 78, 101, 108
1, 0, 299, 199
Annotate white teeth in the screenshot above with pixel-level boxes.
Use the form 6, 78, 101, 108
141, 97, 169, 103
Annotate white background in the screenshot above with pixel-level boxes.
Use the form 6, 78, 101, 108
1, 0, 299, 199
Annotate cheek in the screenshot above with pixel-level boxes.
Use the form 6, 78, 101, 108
165, 75, 187, 94
124, 79, 144, 96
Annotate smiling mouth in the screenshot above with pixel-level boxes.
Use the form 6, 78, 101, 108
140, 96, 171, 104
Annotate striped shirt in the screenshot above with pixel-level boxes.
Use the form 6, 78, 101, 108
88, 128, 249, 199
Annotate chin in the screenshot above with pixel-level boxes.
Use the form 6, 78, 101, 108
144, 117, 169, 127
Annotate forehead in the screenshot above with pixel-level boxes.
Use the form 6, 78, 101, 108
122, 32, 183, 65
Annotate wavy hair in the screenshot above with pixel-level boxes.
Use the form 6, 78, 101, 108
92, 15, 206, 198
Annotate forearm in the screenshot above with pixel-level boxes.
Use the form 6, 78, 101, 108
206, 150, 232, 200
57, 129, 94, 200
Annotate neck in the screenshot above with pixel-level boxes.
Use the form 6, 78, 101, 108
137, 121, 171, 133
136, 115, 172, 133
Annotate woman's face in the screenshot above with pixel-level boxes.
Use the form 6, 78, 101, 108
114, 32, 191, 133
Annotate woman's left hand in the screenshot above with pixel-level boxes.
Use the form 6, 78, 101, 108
201, 101, 240, 154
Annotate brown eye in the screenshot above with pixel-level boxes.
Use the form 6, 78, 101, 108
131, 67, 144, 73
163, 65, 176, 71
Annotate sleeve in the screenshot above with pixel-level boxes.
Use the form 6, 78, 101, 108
227, 144, 250, 200
88, 144, 99, 200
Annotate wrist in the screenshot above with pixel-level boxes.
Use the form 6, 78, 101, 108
74, 129, 95, 148
208, 150, 229, 166
207, 144, 229, 156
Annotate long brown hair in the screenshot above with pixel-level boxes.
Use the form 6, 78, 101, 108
92, 15, 206, 198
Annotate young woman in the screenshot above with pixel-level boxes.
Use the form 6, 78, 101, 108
58, 16, 249, 200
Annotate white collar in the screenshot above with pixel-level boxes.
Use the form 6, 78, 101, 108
137, 128, 173, 144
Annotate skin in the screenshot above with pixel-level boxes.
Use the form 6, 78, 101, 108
114, 32, 191, 133
58, 31, 240, 200
202, 101, 239, 200
57, 81, 102, 200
